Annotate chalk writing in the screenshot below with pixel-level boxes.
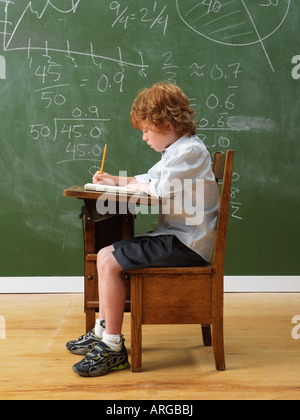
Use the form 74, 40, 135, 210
161, 51, 178, 85
176, 0, 291, 72
30, 107, 110, 169
109, 1, 169, 36
2, 0, 81, 51
27, 41, 147, 98
189, 58, 244, 221
190, 62, 242, 79
2, 0, 290, 227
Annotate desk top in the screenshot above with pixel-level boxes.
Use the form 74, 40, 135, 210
63, 186, 160, 206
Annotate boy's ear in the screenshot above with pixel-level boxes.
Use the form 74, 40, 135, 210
165, 123, 173, 131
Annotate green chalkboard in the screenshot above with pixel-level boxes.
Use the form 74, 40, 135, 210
0, 0, 299, 277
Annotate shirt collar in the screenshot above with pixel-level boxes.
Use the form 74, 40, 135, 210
162, 135, 188, 155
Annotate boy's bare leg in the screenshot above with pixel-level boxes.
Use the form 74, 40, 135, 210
97, 245, 125, 335
72, 245, 129, 376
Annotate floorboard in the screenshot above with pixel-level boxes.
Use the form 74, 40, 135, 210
0, 293, 299, 400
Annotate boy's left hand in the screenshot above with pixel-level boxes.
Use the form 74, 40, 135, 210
125, 182, 150, 195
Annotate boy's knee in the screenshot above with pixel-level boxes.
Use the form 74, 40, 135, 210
97, 247, 111, 267
97, 246, 121, 274
97, 247, 106, 260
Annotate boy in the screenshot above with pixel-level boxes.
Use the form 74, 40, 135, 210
67, 82, 220, 377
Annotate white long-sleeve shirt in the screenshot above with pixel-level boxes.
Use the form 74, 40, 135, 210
135, 135, 220, 262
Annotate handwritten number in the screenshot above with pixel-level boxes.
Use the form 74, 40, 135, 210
259, 0, 279, 6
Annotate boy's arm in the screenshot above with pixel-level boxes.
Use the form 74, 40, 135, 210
93, 171, 135, 186
125, 181, 150, 195
93, 170, 151, 195
124, 172, 151, 195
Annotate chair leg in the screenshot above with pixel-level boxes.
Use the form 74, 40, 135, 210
212, 320, 226, 371
131, 314, 142, 372
86, 308, 95, 333
201, 324, 212, 346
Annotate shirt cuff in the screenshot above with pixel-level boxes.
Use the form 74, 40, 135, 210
148, 180, 161, 198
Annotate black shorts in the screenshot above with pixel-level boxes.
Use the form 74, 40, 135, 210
112, 234, 207, 271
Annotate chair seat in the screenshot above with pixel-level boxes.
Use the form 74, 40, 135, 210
127, 263, 213, 275
128, 263, 214, 325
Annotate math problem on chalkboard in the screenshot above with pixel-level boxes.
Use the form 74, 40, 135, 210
0, 0, 299, 277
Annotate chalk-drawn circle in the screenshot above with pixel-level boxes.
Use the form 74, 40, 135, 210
89, 166, 100, 176
176, 0, 290, 47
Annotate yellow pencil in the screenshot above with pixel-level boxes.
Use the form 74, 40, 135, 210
99, 144, 107, 174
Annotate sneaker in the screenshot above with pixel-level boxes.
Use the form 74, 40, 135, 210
72, 339, 129, 377
66, 329, 102, 355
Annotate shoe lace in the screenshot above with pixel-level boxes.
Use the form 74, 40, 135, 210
77, 329, 95, 342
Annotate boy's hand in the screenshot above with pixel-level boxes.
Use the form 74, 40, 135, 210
92, 171, 116, 186
125, 181, 150, 195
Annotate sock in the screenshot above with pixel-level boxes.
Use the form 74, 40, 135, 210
94, 319, 105, 338
102, 330, 123, 352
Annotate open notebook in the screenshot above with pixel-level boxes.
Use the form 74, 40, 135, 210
84, 183, 145, 196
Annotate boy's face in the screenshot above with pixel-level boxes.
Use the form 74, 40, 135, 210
140, 123, 179, 153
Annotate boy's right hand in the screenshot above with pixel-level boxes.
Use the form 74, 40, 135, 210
92, 171, 116, 185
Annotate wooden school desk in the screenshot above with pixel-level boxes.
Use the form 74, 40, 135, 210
63, 186, 159, 332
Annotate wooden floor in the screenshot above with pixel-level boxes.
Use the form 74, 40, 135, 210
0, 293, 299, 400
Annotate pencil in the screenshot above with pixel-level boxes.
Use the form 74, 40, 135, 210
99, 144, 107, 174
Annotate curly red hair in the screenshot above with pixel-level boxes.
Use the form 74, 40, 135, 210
130, 82, 196, 136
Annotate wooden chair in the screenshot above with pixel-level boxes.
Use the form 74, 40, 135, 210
126, 149, 234, 372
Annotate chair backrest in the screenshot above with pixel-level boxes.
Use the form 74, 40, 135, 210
211, 150, 234, 274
